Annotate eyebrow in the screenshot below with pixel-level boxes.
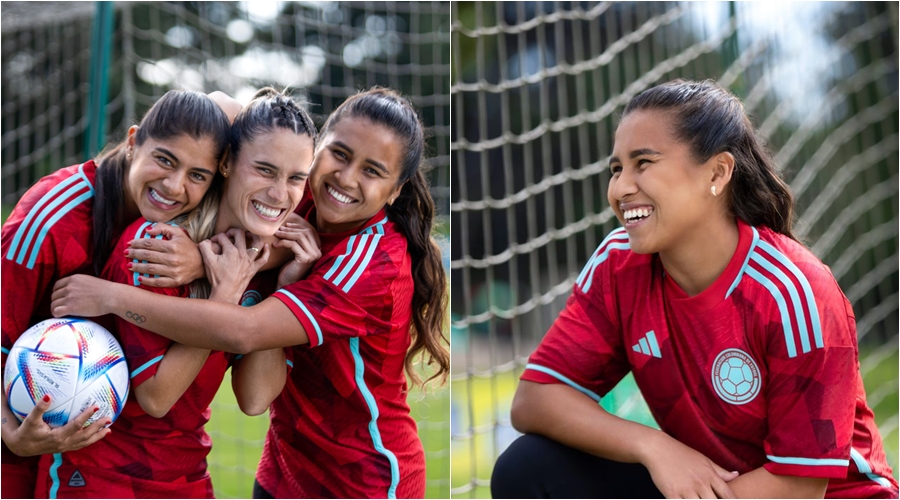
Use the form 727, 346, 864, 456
256, 160, 308, 177
332, 140, 389, 175
608, 148, 662, 167
154, 147, 215, 176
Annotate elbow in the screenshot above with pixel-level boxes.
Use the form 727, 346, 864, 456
237, 398, 270, 417
135, 391, 172, 419
228, 336, 254, 355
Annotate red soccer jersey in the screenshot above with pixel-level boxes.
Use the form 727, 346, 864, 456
522, 219, 898, 498
2, 161, 98, 499
256, 195, 424, 499
34, 218, 278, 499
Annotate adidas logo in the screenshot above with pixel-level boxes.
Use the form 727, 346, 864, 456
632, 330, 661, 358
68, 470, 85, 487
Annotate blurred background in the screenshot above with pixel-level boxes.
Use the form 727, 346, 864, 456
450, 1, 898, 497
1, 1, 449, 498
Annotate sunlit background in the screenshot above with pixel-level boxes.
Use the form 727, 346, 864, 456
451, 1, 898, 497
1, 1, 449, 498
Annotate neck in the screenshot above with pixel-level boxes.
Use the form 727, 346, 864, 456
659, 215, 740, 296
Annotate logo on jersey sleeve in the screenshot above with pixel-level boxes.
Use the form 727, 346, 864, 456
240, 290, 262, 306
711, 348, 760, 405
632, 330, 662, 358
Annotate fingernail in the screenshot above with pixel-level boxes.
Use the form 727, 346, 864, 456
124, 250, 130, 257
127, 263, 133, 270
42, 394, 51, 403
93, 406, 100, 413
137, 276, 143, 282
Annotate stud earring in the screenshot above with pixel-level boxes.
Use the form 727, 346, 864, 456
711, 185, 717, 197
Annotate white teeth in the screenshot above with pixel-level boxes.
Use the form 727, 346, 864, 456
327, 185, 355, 204
150, 188, 176, 205
252, 201, 284, 219
623, 208, 653, 222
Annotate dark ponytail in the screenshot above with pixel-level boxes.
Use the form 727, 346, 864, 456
92, 90, 231, 275
322, 88, 449, 389
623, 79, 797, 239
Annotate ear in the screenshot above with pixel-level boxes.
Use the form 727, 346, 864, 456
125, 125, 139, 151
219, 149, 231, 177
710, 151, 735, 193
388, 181, 406, 206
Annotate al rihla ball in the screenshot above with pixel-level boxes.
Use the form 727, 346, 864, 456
4, 318, 129, 428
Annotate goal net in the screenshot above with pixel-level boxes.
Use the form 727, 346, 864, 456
450, 2, 898, 497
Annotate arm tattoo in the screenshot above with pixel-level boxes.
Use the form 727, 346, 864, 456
2, 417, 7, 425
125, 310, 147, 324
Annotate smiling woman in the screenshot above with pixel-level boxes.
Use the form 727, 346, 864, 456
0, 89, 231, 499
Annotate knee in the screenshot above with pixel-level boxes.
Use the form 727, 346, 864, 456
491, 434, 550, 498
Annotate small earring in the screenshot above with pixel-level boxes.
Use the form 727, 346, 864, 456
711, 185, 717, 197
221, 170, 228, 178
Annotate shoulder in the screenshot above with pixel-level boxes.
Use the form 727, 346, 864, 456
2, 162, 97, 268
575, 227, 650, 294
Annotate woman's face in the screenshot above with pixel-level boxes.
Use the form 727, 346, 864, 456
125, 127, 219, 223
219, 129, 315, 236
607, 110, 717, 255
308, 117, 404, 234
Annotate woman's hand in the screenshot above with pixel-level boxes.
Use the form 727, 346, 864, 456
200, 228, 270, 304
50, 275, 116, 318
126, 225, 204, 288
274, 220, 321, 288
2, 396, 111, 456
641, 432, 738, 499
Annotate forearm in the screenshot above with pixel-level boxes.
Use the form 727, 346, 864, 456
107, 283, 254, 353
232, 349, 287, 416
728, 466, 828, 498
0, 394, 22, 453
511, 380, 667, 465
136, 343, 211, 418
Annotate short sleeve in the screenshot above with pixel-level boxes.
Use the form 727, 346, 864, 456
271, 231, 409, 347
521, 249, 630, 402
101, 220, 187, 387
761, 263, 858, 479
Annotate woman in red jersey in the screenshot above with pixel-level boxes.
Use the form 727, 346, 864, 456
1, 90, 231, 499
34, 88, 319, 499
50, 88, 451, 499
485, 80, 898, 499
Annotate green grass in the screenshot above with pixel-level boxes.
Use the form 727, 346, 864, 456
206, 371, 450, 499
451, 349, 899, 499
2, 204, 12, 225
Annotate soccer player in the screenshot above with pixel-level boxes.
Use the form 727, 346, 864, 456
31, 88, 319, 499
1, 90, 231, 499
50, 88, 450, 499
488, 80, 899, 499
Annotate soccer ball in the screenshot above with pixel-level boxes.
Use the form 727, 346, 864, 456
719, 357, 755, 397
3, 318, 129, 428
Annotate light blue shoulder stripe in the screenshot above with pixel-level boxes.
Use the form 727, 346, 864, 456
766, 454, 849, 467
745, 267, 798, 358
750, 251, 811, 355
286, 359, 294, 368
726, 226, 760, 298
582, 242, 630, 293
343, 234, 383, 292
361, 216, 388, 234
6, 171, 83, 262
13, 179, 90, 266
131, 221, 154, 286
1, 347, 8, 355
323, 235, 358, 281
576, 228, 628, 287
757, 240, 824, 349
130, 355, 164, 379
26, 190, 94, 270
524, 363, 601, 402
278, 289, 323, 346
332, 234, 370, 287
850, 448, 893, 488
350, 337, 400, 499
49, 453, 63, 499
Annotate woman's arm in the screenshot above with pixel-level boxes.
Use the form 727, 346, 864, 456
512, 380, 739, 499
133, 343, 210, 418
231, 349, 287, 416
1, 390, 110, 456
728, 466, 827, 498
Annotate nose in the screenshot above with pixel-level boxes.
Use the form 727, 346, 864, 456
332, 163, 358, 189
267, 178, 288, 204
161, 170, 186, 198
609, 167, 638, 202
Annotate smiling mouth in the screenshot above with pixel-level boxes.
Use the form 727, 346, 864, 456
623, 207, 654, 224
252, 201, 286, 221
149, 188, 177, 206
326, 184, 357, 204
